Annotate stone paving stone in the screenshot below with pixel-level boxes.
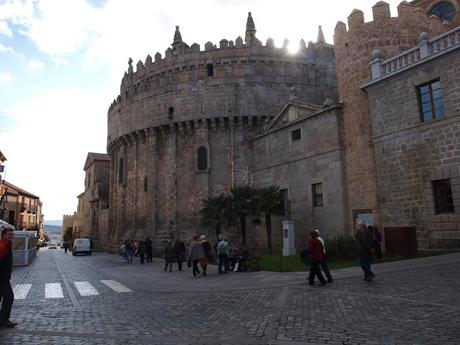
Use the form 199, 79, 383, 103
2, 250, 460, 344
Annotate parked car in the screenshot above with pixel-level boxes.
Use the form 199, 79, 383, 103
72, 238, 92, 256
48, 243, 57, 249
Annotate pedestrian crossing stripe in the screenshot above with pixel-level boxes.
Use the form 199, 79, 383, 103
13, 284, 32, 300
45, 283, 64, 298
100, 280, 133, 293
74, 281, 99, 296
13, 280, 132, 300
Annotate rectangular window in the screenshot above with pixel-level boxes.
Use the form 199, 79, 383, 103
432, 179, 454, 214
291, 128, 301, 141
168, 107, 174, 118
312, 183, 323, 207
418, 80, 445, 122
207, 63, 214, 77
144, 176, 148, 192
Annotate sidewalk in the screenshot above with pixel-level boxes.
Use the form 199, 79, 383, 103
49, 250, 460, 293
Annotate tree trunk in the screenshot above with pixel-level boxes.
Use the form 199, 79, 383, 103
215, 222, 221, 239
265, 212, 272, 253
240, 217, 246, 245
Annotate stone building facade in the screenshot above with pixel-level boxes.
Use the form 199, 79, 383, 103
333, 1, 448, 230
252, 102, 347, 249
104, 14, 338, 252
77, 1, 459, 254
72, 153, 110, 249
362, 26, 460, 245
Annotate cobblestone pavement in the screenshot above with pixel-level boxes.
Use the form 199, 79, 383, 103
2, 249, 460, 345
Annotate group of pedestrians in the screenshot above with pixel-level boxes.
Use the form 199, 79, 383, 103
120, 238, 153, 264
159, 234, 250, 277
162, 239, 186, 272
306, 224, 382, 286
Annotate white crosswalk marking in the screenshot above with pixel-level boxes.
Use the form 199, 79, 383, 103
100, 280, 132, 293
13, 284, 32, 300
45, 283, 64, 298
74, 281, 99, 296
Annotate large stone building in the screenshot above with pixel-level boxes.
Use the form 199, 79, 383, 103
76, 1, 460, 253
362, 26, 460, 246
72, 153, 110, 249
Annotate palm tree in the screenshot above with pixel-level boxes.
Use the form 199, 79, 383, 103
228, 186, 257, 245
254, 186, 284, 253
199, 194, 231, 238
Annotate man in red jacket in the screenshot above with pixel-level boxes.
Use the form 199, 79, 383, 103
0, 227, 16, 328
307, 231, 327, 286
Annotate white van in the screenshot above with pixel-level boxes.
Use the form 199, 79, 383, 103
0, 220, 15, 232
72, 238, 92, 256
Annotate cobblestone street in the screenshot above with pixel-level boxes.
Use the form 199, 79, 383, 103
2, 249, 460, 345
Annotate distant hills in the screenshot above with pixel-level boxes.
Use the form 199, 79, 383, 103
44, 224, 62, 243
44, 220, 63, 227
44, 224, 62, 235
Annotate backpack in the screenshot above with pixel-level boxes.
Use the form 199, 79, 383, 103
217, 241, 227, 255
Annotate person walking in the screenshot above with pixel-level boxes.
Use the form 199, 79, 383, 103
63, 241, 69, 253
145, 237, 153, 263
129, 240, 136, 263
216, 234, 230, 274
200, 235, 212, 276
315, 229, 333, 283
307, 231, 327, 286
188, 235, 205, 277
0, 228, 17, 328
138, 240, 145, 264
356, 222, 375, 281
174, 239, 186, 271
120, 241, 128, 263
372, 226, 383, 259
163, 241, 175, 272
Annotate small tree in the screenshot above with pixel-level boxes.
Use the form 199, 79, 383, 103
228, 186, 257, 246
63, 226, 73, 242
199, 194, 232, 239
254, 186, 284, 253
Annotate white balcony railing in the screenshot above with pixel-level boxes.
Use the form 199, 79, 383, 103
371, 26, 460, 80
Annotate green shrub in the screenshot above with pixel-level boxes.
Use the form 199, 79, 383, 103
324, 235, 356, 262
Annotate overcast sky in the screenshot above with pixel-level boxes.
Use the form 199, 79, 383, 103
0, 0, 403, 220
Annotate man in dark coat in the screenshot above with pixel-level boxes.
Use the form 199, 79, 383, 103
0, 228, 17, 328
174, 239, 186, 271
356, 222, 375, 281
145, 237, 153, 263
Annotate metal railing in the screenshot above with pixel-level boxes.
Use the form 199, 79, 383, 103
371, 26, 460, 80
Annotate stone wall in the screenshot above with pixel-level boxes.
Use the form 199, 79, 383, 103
106, 20, 338, 253
333, 1, 448, 231
252, 103, 347, 250
365, 45, 460, 243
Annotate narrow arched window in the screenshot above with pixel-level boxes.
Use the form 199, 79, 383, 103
197, 147, 208, 171
118, 158, 124, 184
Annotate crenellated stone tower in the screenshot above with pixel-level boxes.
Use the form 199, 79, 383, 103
333, 1, 449, 230
106, 13, 337, 252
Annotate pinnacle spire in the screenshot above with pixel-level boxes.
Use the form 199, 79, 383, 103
245, 12, 257, 45
173, 25, 182, 44
246, 12, 255, 31
317, 25, 325, 44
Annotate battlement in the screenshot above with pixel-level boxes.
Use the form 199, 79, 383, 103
334, 1, 449, 44
108, 13, 334, 113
